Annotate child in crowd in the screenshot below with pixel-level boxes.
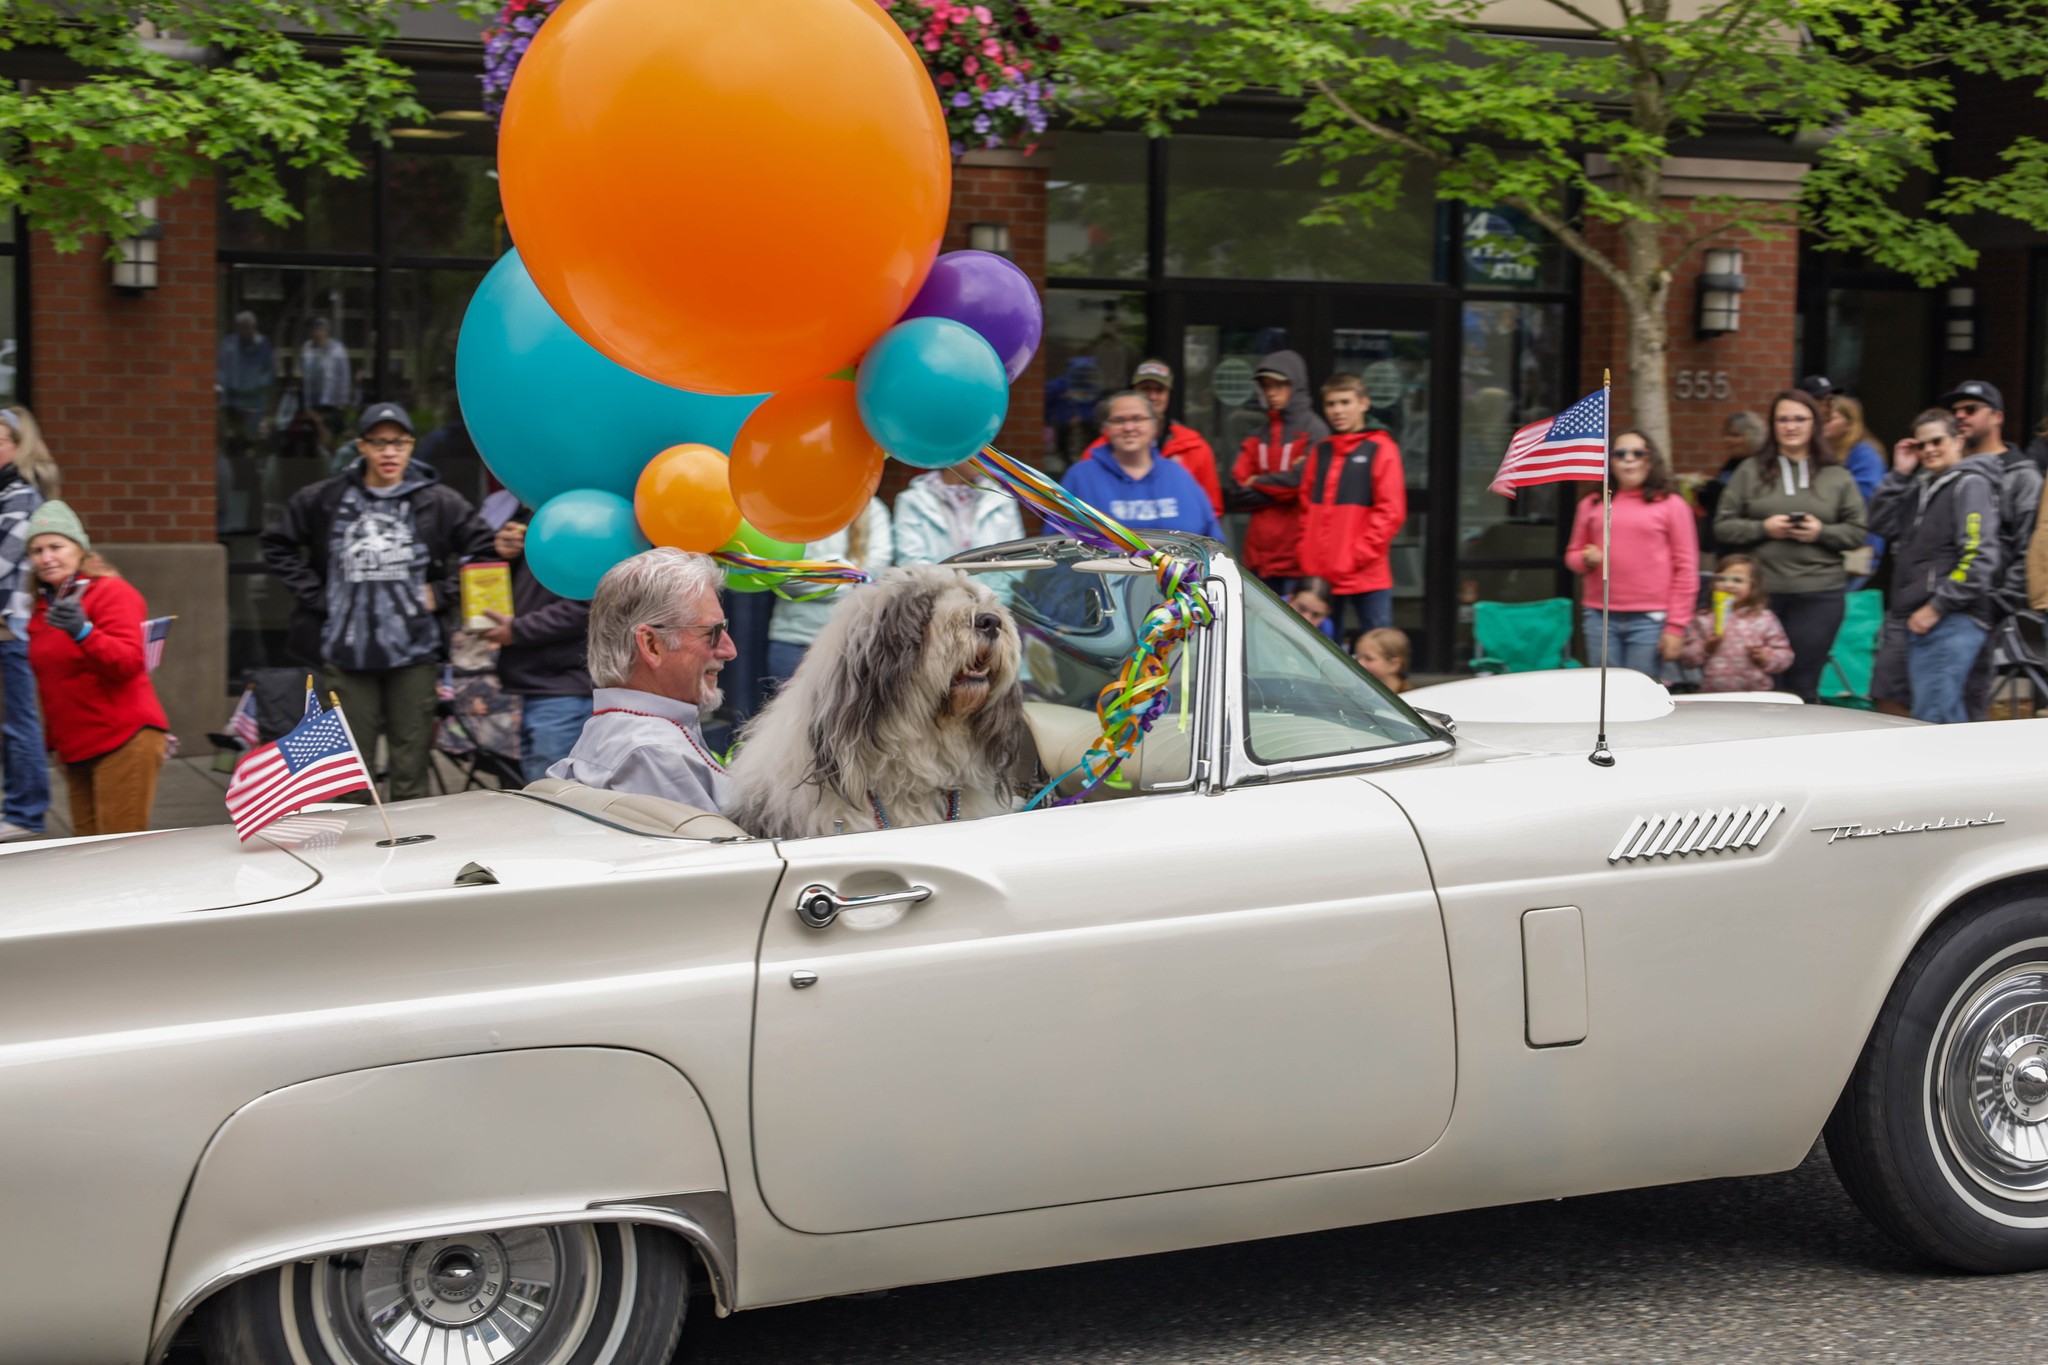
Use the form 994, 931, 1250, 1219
1287, 576, 1338, 639
1270, 373, 1406, 636
1679, 554, 1794, 693
1354, 627, 1412, 693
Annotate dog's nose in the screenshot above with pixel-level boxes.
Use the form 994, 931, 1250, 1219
974, 612, 1002, 639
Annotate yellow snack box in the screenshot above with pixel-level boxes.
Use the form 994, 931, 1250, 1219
1712, 589, 1733, 636
461, 561, 514, 631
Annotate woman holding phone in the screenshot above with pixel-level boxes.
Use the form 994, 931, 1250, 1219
1711, 388, 1868, 702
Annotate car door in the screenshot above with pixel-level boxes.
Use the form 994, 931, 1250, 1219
751, 778, 1454, 1234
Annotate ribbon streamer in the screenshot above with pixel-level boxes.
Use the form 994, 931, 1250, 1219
711, 552, 870, 602
959, 446, 1216, 809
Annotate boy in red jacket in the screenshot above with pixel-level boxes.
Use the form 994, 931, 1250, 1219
1231, 350, 1328, 590
1287, 373, 1407, 637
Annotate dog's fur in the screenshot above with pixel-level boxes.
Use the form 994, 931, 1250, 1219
726, 564, 1034, 838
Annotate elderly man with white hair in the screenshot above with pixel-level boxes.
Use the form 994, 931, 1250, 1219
546, 548, 737, 810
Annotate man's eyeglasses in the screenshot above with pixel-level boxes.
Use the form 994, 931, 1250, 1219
361, 437, 415, 452
647, 619, 731, 647
1104, 415, 1153, 427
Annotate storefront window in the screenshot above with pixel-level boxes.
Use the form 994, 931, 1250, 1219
386, 267, 492, 507
1825, 287, 1931, 452
1046, 131, 1148, 280
390, 154, 504, 260
219, 168, 376, 254
1165, 137, 1438, 283
1458, 300, 1567, 557
0, 213, 18, 405
1042, 289, 1147, 472
1462, 205, 1566, 292
1180, 321, 1292, 458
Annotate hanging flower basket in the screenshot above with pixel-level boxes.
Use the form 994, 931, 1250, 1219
480, 0, 1057, 156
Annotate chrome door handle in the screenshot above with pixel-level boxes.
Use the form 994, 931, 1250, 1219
794, 883, 932, 929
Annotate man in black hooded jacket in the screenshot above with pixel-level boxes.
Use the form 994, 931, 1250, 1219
260, 402, 495, 799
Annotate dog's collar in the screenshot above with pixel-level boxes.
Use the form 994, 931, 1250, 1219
867, 788, 960, 830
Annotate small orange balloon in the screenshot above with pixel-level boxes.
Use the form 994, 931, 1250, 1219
635, 443, 742, 553
729, 380, 886, 544
499, 0, 950, 396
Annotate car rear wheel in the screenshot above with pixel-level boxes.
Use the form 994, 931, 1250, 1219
1826, 893, 2048, 1271
199, 1221, 688, 1365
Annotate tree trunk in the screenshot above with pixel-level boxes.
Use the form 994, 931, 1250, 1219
1615, 153, 1673, 461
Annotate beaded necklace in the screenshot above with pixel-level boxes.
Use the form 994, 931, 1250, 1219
589, 707, 727, 773
865, 788, 960, 830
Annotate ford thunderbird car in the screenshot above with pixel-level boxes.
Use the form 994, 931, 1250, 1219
5, 533, 2048, 1365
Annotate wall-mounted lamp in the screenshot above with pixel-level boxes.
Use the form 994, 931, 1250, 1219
1696, 247, 1746, 338
968, 221, 1012, 258
111, 198, 163, 293
1943, 285, 1979, 355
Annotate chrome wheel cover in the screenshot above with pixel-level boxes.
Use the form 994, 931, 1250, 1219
310, 1224, 603, 1365
1933, 960, 2048, 1200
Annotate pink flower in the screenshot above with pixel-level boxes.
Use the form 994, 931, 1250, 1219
937, 70, 956, 85
982, 37, 1002, 57
923, 33, 941, 49
973, 4, 992, 20
963, 54, 979, 74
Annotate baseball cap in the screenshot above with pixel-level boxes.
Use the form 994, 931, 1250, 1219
1795, 374, 1837, 401
1254, 365, 1292, 383
356, 401, 415, 436
1940, 379, 2004, 412
1131, 359, 1174, 389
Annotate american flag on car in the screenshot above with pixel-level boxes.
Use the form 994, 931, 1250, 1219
223, 703, 371, 841
1490, 387, 1609, 496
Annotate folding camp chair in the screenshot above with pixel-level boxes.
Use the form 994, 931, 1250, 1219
1986, 609, 2048, 719
1817, 589, 1884, 709
1470, 598, 1581, 674
434, 669, 526, 791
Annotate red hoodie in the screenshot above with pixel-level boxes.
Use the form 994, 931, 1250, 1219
1080, 422, 1223, 515
27, 573, 170, 764
1295, 430, 1407, 593
1234, 408, 1321, 578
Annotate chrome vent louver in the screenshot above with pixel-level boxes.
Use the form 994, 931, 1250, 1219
1609, 803, 1783, 864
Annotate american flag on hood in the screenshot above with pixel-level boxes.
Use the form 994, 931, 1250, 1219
1490, 387, 1609, 496
224, 702, 371, 841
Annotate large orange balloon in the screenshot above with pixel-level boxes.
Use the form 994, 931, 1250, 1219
635, 443, 741, 553
729, 380, 885, 543
499, 0, 950, 397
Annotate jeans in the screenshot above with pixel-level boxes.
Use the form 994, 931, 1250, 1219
1770, 588, 1847, 703
1333, 589, 1393, 638
518, 694, 592, 786
0, 637, 48, 831
765, 640, 808, 695
720, 588, 776, 727
326, 661, 440, 801
1906, 612, 1988, 724
1582, 609, 1666, 678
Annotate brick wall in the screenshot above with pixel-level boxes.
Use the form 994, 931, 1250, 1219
27, 180, 217, 542
1578, 206, 1799, 478
878, 152, 1049, 505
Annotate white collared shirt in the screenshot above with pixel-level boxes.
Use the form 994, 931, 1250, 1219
546, 687, 731, 813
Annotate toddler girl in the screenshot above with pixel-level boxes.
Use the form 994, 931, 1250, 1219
1679, 554, 1794, 692
1354, 627, 1412, 694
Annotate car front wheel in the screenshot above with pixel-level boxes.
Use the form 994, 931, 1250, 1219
1827, 893, 2048, 1271
200, 1221, 688, 1365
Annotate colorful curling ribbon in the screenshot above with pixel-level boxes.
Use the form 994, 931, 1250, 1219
710, 552, 871, 602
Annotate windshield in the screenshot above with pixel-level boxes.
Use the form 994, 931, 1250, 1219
1238, 574, 1434, 764
956, 539, 1208, 793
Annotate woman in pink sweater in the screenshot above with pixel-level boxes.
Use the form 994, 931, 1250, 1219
1564, 430, 1701, 678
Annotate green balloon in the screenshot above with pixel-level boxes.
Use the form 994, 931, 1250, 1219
719, 520, 806, 593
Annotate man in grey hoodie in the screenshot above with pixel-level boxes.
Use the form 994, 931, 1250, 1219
261, 402, 495, 798
1867, 407, 2002, 724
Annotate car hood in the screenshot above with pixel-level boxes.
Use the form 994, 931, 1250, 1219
0, 824, 319, 938
1405, 669, 1913, 762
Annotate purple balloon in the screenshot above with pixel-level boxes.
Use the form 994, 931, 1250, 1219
900, 249, 1043, 383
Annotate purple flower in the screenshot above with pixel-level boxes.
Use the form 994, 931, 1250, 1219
951, 91, 972, 107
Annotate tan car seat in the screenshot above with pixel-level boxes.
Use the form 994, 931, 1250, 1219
517, 778, 749, 839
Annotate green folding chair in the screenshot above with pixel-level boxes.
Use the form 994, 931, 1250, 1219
1817, 589, 1884, 709
1470, 598, 1582, 674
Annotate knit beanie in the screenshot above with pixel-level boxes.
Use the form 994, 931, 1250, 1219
23, 499, 90, 555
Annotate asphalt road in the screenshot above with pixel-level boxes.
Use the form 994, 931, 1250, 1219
677, 1144, 2042, 1364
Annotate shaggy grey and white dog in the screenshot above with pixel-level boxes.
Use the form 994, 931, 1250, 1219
726, 564, 1034, 838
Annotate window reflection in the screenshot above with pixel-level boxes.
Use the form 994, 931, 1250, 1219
1459, 300, 1565, 556
1046, 132, 1148, 280
1041, 289, 1147, 473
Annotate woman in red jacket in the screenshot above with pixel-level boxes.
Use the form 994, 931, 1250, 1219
23, 500, 170, 835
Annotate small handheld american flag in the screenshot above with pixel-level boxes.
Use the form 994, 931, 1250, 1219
1489, 386, 1609, 497
224, 700, 372, 841
140, 615, 174, 673
226, 688, 260, 750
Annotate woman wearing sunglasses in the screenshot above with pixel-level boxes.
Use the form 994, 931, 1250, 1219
1564, 431, 1700, 679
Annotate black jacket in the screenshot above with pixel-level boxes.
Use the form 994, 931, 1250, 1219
260, 457, 495, 667
497, 556, 592, 697
1866, 453, 2004, 626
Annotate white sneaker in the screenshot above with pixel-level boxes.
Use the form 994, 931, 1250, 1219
0, 820, 39, 843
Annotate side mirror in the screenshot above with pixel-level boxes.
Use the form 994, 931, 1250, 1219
1412, 707, 1456, 739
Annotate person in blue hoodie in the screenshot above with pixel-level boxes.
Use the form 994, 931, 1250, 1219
1061, 391, 1223, 540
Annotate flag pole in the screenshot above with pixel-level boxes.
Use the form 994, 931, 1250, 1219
329, 691, 398, 842
1590, 369, 1616, 767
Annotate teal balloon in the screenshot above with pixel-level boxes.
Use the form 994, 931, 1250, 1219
457, 251, 766, 507
855, 316, 1009, 470
526, 490, 651, 601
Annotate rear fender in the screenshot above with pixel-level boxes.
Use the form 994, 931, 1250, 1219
151, 1048, 731, 1361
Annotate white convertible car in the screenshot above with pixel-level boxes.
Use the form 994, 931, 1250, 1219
6, 534, 2048, 1365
